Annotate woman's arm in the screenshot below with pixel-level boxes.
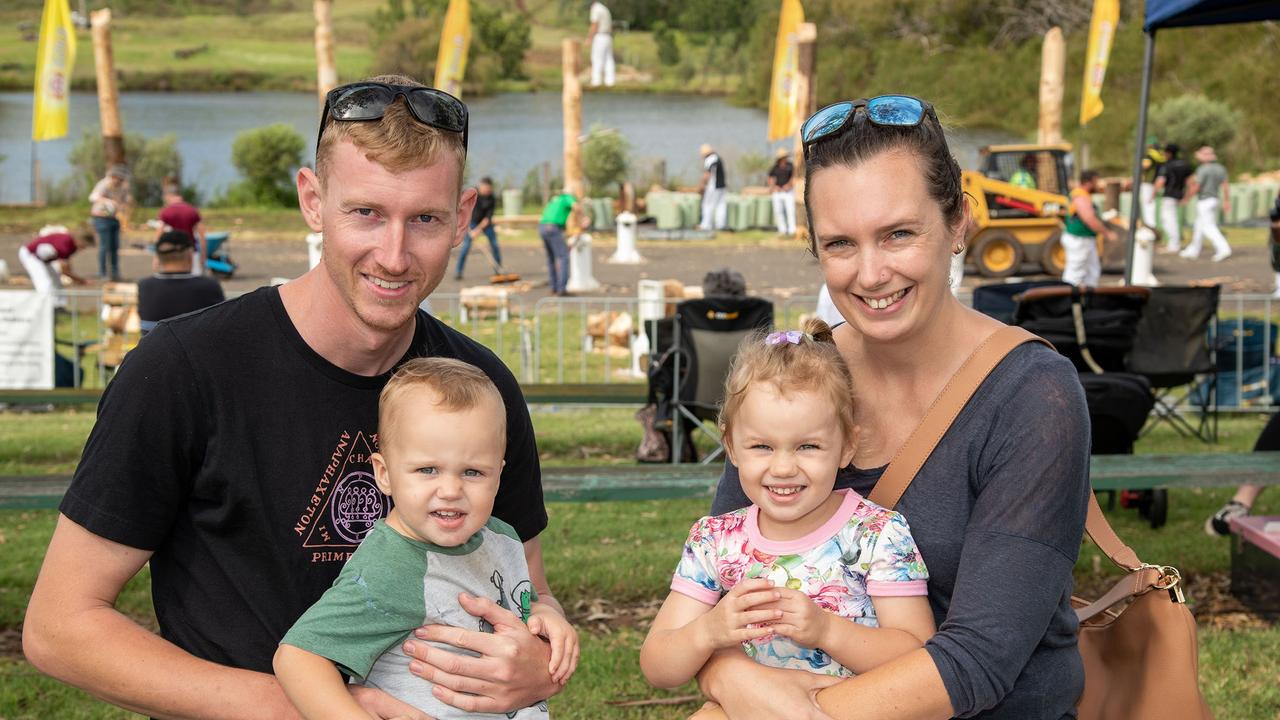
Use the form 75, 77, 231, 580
640, 580, 780, 689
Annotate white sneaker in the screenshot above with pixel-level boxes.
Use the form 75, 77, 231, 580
1179, 248, 1199, 259
1211, 250, 1232, 262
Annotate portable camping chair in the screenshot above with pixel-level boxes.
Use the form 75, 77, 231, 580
1125, 285, 1221, 443
668, 296, 774, 464
1013, 285, 1166, 527
972, 280, 1068, 325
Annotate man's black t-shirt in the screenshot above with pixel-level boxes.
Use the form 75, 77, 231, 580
470, 192, 497, 227
1158, 159, 1194, 200
768, 161, 793, 188
137, 273, 225, 333
61, 286, 546, 674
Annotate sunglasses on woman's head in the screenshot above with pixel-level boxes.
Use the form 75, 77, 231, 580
801, 95, 933, 159
315, 82, 470, 156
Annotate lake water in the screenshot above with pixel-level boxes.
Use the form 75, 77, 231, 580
0, 91, 1018, 203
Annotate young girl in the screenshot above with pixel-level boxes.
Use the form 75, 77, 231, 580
639, 318, 934, 691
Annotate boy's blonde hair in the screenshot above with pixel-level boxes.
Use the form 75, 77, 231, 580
315, 74, 466, 185
719, 316, 856, 450
378, 357, 506, 448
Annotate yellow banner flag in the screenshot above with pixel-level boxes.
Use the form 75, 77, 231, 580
435, 0, 471, 98
1079, 0, 1118, 126
767, 0, 805, 142
32, 0, 76, 142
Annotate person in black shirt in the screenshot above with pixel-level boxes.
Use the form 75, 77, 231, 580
137, 230, 225, 334
698, 143, 728, 231
1154, 143, 1194, 253
454, 177, 502, 280
24, 74, 563, 720
767, 149, 796, 235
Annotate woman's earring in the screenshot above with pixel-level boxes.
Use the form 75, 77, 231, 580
952, 243, 965, 255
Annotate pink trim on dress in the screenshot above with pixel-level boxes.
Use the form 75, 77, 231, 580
671, 576, 721, 606
866, 579, 929, 596
746, 489, 861, 555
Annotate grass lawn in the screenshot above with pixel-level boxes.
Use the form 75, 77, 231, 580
1, 408, 1278, 717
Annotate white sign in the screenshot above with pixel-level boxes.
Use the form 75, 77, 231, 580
0, 290, 55, 389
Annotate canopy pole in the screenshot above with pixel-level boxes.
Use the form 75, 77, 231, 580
1124, 29, 1157, 285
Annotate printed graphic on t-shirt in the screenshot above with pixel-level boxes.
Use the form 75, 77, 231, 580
295, 430, 391, 561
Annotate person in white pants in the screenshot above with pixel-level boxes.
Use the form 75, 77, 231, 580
1179, 146, 1232, 262
698, 144, 727, 231
18, 227, 94, 309
1153, 143, 1193, 253
1139, 141, 1165, 230
767, 149, 796, 235
587, 2, 615, 87
1061, 171, 1116, 287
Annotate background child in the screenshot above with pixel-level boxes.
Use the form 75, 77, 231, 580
639, 318, 934, 691
275, 358, 577, 719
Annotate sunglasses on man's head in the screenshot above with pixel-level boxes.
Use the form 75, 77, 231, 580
801, 95, 933, 159
316, 82, 470, 156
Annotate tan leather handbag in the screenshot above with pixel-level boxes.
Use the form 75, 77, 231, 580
868, 325, 1212, 720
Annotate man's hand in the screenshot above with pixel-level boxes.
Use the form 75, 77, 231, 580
697, 578, 780, 651
761, 587, 832, 649
527, 602, 579, 685
405, 593, 560, 714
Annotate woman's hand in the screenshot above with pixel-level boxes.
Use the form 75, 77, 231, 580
698, 651, 839, 720
697, 578, 780, 650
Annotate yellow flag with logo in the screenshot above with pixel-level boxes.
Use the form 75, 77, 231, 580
1079, 0, 1118, 126
767, 0, 805, 142
435, 0, 471, 98
31, 0, 77, 142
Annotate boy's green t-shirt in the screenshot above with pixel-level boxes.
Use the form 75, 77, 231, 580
539, 194, 576, 227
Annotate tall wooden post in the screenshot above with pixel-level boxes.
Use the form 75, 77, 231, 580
314, 0, 338, 109
1038, 27, 1064, 145
90, 9, 125, 169
562, 39, 584, 199
792, 23, 817, 208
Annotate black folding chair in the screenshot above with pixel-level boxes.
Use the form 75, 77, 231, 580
1126, 285, 1221, 443
972, 280, 1068, 324
667, 296, 774, 464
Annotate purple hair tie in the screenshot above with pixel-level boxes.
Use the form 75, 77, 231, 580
765, 330, 806, 346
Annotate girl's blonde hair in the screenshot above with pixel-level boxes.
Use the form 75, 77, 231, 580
718, 316, 856, 450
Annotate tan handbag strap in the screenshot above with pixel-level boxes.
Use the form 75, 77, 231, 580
1075, 566, 1163, 623
868, 326, 1050, 510
1086, 489, 1144, 571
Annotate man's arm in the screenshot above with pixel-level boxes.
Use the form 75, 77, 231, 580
1221, 178, 1231, 214
24, 515, 303, 720
56, 258, 88, 285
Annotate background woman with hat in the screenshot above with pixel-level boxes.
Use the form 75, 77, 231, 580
88, 164, 134, 281
767, 148, 797, 236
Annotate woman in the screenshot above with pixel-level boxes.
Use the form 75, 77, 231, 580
88, 164, 133, 281
696, 96, 1091, 719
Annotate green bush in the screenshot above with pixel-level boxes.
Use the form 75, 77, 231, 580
1150, 94, 1241, 157
367, 0, 531, 92
67, 128, 182, 207
220, 123, 305, 207
736, 151, 771, 187
474, 4, 533, 80
652, 21, 680, 66
582, 124, 630, 197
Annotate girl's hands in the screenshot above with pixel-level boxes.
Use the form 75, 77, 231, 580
697, 578, 781, 650
763, 588, 833, 649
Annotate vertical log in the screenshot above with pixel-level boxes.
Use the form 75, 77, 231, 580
90, 9, 125, 168
792, 23, 817, 221
562, 39, 584, 199
314, 0, 338, 109
1038, 27, 1065, 145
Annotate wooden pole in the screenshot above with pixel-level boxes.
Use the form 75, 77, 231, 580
562, 39, 584, 199
1038, 27, 1064, 145
792, 22, 817, 228
90, 9, 125, 169
314, 0, 338, 109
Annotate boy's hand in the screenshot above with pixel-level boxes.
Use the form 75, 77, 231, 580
527, 603, 579, 684
697, 578, 780, 650
349, 685, 435, 719
762, 588, 832, 649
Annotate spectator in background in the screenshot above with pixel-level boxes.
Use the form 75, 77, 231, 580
698, 144, 727, 232
157, 180, 207, 275
1139, 138, 1166, 230
587, 1, 615, 87
1009, 154, 1038, 189
137, 231, 225, 335
1061, 170, 1116, 287
18, 227, 94, 308
88, 165, 133, 281
1205, 412, 1277, 536
767, 149, 797, 236
701, 267, 746, 297
454, 177, 501, 280
1153, 143, 1193, 253
1179, 145, 1232, 262
538, 189, 577, 296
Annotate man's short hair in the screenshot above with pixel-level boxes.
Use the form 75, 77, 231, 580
156, 230, 193, 256
1080, 170, 1100, 184
314, 74, 467, 185
378, 357, 506, 448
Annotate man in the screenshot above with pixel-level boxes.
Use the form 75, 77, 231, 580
538, 188, 577, 296
1061, 170, 1117, 287
698, 143, 727, 232
1009, 153, 1038, 189
1153, 143, 1193, 253
587, 1, 615, 87
1179, 145, 1232, 262
157, 181, 208, 274
137, 230, 225, 334
454, 177, 502, 280
767, 149, 796, 236
18, 226, 93, 308
1139, 138, 1166, 231
24, 75, 564, 720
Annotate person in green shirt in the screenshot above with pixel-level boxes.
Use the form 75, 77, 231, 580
1008, 154, 1038, 190
538, 190, 577, 295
